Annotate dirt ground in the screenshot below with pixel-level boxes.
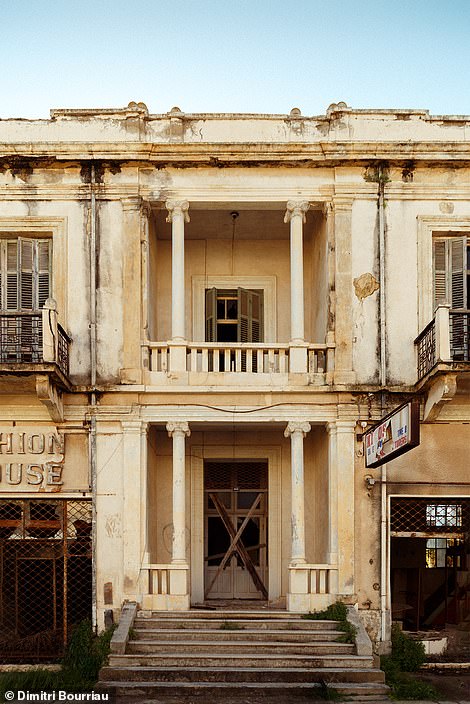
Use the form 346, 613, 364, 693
416, 670, 470, 702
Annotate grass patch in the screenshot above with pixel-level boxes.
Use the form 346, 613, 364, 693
302, 602, 348, 622
302, 601, 357, 644
381, 625, 440, 701
0, 620, 115, 697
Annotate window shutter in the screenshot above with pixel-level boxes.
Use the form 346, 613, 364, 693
450, 237, 466, 309
37, 239, 51, 308
433, 239, 448, 308
237, 288, 263, 343
237, 288, 250, 343
6, 240, 19, 310
205, 287, 217, 342
19, 238, 34, 310
450, 237, 467, 358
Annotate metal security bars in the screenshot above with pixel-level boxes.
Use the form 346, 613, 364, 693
391, 497, 470, 536
0, 499, 92, 662
0, 313, 42, 364
0, 313, 70, 378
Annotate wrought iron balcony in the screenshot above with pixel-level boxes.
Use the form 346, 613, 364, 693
0, 308, 71, 380
416, 305, 470, 381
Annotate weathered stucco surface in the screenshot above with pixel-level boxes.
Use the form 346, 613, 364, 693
0, 103, 469, 644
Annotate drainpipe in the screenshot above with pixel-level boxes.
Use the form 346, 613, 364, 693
89, 163, 98, 630
378, 164, 388, 645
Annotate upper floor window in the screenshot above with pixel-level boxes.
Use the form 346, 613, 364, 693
433, 235, 469, 310
0, 238, 51, 311
205, 288, 264, 343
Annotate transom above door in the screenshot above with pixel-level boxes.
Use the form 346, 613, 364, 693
204, 460, 268, 600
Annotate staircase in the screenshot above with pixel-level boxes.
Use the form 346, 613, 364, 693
98, 609, 389, 702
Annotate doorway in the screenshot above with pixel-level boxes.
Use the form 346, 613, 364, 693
204, 461, 268, 600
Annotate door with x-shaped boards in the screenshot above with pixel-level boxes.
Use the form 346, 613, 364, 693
204, 461, 268, 600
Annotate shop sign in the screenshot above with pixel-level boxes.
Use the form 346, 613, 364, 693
0, 427, 64, 489
364, 401, 420, 469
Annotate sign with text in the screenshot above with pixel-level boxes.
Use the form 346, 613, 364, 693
364, 401, 420, 469
0, 427, 65, 490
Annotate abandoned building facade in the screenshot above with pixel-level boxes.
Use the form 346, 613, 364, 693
0, 102, 468, 660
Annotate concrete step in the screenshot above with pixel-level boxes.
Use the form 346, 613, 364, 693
108, 652, 374, 669
127, 638, 355, 655
132, 627, 344, 642
96, 679, 390, 701
134, 617, 340, 631
138, 609, 308, 620
100, 665, 386, 684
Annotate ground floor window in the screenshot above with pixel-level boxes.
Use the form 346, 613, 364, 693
390, 497, 469, 631
0, 498, 91, 662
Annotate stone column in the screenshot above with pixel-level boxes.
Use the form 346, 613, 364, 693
121, 198, 149, 384
326, 422, 339, 595
336, 419, 356, 594
122, 420, 149, 600
167, 421, 191, 564
166, 200, 190, 372
284, 201, 309, 372
284, 421, 311, 565
331, 198, 356, 384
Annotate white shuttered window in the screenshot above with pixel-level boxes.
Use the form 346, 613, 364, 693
0, 238, 51, 311
433, 236, 467, 310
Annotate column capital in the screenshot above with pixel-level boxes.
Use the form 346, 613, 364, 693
284, 421, 311, 438
166, 199, 190, 223
331, 196, 354, 212
167, 421, 191, 438
121, 419, 149, 434
335, 420, 357, 433
284, 200, 310, 224
326, 421, 338, 435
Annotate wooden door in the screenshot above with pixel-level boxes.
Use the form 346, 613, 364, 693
204, 461, 268, 600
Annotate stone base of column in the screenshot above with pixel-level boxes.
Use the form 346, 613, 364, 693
141, 594, 190, 611
168, 341, 188, 372
288, 342, 308, 373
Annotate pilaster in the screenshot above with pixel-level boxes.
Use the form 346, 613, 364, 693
120, 198, 150, 384
331, 197, 356, 385
121, 420, 149, 601
335, 419, 356, 595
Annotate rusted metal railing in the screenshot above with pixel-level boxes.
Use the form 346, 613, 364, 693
0, 312, 70, 378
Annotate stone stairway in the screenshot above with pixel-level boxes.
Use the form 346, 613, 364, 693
98, 609, 390, 702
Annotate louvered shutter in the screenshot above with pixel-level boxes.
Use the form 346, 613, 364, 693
450, 237, 467, 358
433, 236, 467, 359
19, 238, 34, 309
237, 288, 263, 343
450, 238, 466, 309
433, 239, 448, 308
6, 241, 19, 310
205, 288, 217, 342
37, 239, 51, 308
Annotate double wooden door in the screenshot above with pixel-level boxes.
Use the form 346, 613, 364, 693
204, 461, 268, 600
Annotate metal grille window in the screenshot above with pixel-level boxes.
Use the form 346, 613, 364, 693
391, 497, 470, 535
0, 499, 91, 662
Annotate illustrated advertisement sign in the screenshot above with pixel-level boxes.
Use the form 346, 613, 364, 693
364, 401, 420, 469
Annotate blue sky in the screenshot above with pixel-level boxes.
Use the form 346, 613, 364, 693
1, 0, 469, 119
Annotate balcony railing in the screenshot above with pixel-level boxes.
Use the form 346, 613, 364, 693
147, 341, 334, 379
416, 305, 470, 380
0, 309, 71, 379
